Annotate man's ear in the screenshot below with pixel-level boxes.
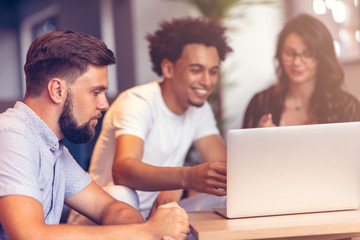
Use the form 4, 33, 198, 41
161, 59, 174, 78
48, 78, 67, 104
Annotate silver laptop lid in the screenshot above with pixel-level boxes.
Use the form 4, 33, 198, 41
226, 122, 360, 218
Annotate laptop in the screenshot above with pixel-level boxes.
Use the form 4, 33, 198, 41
214, 121, 360, 218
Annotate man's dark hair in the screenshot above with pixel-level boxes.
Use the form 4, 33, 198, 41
24, 30, 116, 98
147, 17, 232, 76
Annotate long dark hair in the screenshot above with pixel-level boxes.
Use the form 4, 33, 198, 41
274, 13, 344, 122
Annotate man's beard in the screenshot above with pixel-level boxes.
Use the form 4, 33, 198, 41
59, 91, 96, 144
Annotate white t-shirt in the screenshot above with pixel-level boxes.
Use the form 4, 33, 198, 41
89, 80, 219, 212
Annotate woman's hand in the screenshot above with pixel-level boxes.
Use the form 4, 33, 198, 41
257, 113, 276, 128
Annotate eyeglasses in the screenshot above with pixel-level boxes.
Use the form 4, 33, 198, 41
282, 49, 316, 65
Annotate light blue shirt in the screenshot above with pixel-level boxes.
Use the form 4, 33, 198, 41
0, 102, 92, 238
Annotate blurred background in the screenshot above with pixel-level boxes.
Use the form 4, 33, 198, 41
1, 0, 360, 170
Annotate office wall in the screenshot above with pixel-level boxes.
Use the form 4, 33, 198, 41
130, 0, 199, 85
222, 4, 285, 131
0, 30, 21, 101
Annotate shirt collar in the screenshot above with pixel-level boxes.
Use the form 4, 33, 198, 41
14, 101, 61, 151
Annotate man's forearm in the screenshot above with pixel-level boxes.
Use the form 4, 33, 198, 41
101, 200, 144, 225
113, 159, 191, 191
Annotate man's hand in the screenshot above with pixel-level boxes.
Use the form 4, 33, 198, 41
146, 202, 189, 240
149, 190, 184, 218
187, 161, 226, 196
257, 113, 276, 128
0, 195, 187, 240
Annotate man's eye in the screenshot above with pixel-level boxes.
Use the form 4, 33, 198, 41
210, 70, 219, 75
190, 69, 201, 74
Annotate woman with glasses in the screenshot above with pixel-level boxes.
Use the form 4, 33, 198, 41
242, 13, 360, 128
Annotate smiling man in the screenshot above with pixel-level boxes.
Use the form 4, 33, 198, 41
0, 30, 189, 240
70, 17, 233, 221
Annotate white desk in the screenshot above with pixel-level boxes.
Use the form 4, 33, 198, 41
188, 210, 360, 240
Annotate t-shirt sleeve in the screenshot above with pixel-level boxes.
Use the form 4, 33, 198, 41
193, 102, 220, 141
0, 127, 42, 202
110, 91, 153, 140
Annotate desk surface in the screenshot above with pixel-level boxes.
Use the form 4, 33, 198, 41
188, 210, 360, 240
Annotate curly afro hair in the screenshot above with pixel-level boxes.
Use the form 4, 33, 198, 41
147, 17, 232, 76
